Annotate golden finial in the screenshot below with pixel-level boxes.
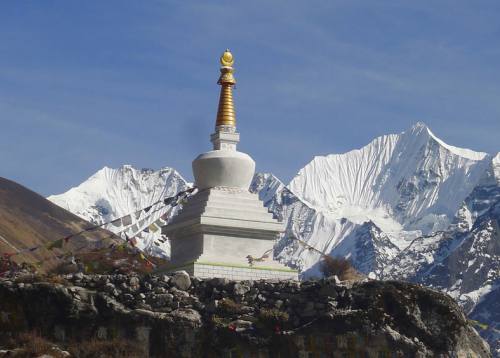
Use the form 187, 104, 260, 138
220, 49, 234, 67
216, 49, 236, 127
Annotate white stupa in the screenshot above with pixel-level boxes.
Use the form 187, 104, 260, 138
162, 50, 298, 280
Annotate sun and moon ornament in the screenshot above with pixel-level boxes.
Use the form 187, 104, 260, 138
220, 49, 234, 67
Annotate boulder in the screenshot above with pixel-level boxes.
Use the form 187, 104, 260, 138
171, 271, 191, 291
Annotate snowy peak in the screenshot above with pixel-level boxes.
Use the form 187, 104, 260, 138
288, 122, 491, 234
49, 165, 187, 224
48, 165, 188, 256
409, 122, 488, 161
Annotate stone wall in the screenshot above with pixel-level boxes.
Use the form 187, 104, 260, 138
192, 262, 298, 280
0, 272, 491, 357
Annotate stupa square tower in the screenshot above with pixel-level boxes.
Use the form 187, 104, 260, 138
163, 50, 298, 280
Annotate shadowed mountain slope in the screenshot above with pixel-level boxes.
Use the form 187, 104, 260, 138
0, 177, 116, 271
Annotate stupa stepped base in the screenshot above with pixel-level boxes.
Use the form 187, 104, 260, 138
170, 261, 299, 281
163, 187, 299, 281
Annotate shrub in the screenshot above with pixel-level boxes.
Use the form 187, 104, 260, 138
47, 261, 78, 275
211, 314, 230, 328
13, 273, 43, 284
45, 274, 70, 285
218, 298, 243, 314
258, 308, 289, 325
320, 256, 360, 281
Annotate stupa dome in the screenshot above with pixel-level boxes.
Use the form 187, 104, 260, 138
193, 150, 255, 190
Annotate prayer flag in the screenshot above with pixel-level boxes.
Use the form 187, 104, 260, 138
144, 205, 152, 213
148, 223, 159, 233
111, 218, 122, 227
154, 219, 164, 227
122, 215, 132, 226
164, 197, 175, 205
135, 211, 142, 220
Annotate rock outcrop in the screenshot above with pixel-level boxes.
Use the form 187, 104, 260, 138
0, 272, 491, 357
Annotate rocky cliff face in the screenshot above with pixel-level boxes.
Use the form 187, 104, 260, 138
0, 273, 490, 357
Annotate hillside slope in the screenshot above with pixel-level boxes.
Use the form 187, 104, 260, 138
0, 177, 116, 271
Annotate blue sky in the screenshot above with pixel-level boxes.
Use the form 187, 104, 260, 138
1, 1, 499, 196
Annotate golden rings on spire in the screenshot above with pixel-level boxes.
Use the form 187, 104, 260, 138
216, 49, 236, 127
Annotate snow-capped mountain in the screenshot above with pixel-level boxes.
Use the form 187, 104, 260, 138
249, 126, 498, 355
289, 122, 490, 235
48, 165, 188, 256
48, 123, 499, 354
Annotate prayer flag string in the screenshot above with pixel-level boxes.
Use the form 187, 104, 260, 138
1, 187, 197, 266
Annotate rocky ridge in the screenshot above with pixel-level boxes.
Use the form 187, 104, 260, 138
0, 272, 491, 357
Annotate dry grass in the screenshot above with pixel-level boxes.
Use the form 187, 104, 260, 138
67, 338, 147, 358
13, 273, 44, 284
45, 274, 71, 285
2, 331, 68, 358
1, 332, 147, 358
257, 308, 290, 332
12, 273, 70, 286
320, 256, 361, 281
218, 298, 244, 315
258, 308, 289, 325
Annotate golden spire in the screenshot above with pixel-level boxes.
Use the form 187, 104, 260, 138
215, 49, 236, 128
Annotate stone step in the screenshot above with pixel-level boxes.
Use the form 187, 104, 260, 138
174, 205, 276, 223
172, 203, 277, 223
201, 207, 276, 222
184, 198, 267, 212
195, 189, 259, 202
